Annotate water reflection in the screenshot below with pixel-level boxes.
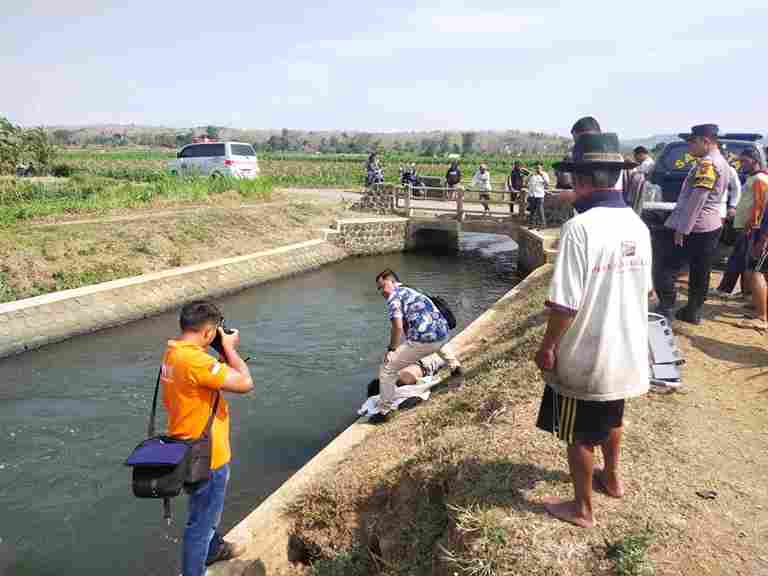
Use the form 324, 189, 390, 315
0, 233, 517, 576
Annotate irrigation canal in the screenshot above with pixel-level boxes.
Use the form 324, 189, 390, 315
0, 232, 519, 575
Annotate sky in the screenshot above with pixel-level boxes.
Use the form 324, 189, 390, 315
2, 0, 766, 139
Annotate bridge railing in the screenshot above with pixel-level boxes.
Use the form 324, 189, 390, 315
394, 185, 525, 220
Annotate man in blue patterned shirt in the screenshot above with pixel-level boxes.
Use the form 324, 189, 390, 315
372, 269, 463, 423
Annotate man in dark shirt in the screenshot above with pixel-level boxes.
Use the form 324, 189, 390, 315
507, 161, 530, 213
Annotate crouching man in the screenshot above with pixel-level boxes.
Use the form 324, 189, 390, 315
534, 134, 652, 528
161, 300, 254, 575
372, 269, 463, 423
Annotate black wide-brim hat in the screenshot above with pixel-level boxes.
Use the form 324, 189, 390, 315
554, 133, 637, 172
678, 123, 719, 141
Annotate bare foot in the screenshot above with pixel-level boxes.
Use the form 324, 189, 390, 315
593, 469, 624, 498
542, 497, 594, 528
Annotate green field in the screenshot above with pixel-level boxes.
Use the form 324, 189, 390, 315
0, 148, 558, 226
55, 148, 558, 188
0, 174, 273, 226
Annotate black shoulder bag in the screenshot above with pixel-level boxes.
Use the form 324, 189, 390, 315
427, 294, 457, 330
125, 368, 220, 521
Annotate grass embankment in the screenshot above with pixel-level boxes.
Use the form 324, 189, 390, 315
0, 174, 274, 225
0, 179, 357, 302
55, 149, 557, 189
282, 270, 768, 576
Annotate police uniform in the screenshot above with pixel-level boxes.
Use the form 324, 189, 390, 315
656, 124, 729, 323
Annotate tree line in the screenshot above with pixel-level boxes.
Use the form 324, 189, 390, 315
45, 125, 571, 157
0, 117, 58, 175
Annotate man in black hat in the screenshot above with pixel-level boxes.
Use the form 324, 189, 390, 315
534, 133, 652, 528
557, 117, 604, 204
655, 124, 730, 324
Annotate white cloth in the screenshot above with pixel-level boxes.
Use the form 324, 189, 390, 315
546, 206, 652, 401
377, 339, 459, 413
528, 172, 550, 198
719, 165, 742, 218
358, 376, 437, 416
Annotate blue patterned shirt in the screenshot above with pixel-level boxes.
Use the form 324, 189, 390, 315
387, 285, 449, 343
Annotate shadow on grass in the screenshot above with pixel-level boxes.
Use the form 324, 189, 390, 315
289, 456, 569, 575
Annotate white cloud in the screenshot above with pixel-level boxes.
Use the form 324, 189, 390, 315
421, 12, 534, 35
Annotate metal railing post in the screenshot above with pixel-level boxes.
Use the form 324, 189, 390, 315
404, 185, 412, 217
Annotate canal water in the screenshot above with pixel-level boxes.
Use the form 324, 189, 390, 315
0, 233, 518, 575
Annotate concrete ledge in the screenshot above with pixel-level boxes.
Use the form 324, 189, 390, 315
208, 263, 555, 575
517, 227, 560, 272
0, 240, 348, 359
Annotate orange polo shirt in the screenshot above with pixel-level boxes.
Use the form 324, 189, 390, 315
161, 340, 231, 470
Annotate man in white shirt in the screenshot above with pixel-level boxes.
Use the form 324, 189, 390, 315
472, 163, 492, 215
719, 163, 741, 221
534, 133, 652, 528
633, 146, 655, 176
527, 163, 550, 228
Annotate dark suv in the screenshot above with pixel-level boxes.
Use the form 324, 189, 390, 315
642, 133, 765, 230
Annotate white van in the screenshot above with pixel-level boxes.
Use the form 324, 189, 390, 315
167, 141, 260, 179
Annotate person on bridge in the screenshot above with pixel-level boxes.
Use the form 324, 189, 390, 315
472, 163, 492, 215
527, 163, 550, 228
507, 161, 530, 214
371, 269, 463, 424
445, 160, 462, 200
535, 132, 651, 528
161, 300, 254, 575
366, 153, 384, 187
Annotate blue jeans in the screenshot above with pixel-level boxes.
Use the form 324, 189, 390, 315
182, 463, 230, 576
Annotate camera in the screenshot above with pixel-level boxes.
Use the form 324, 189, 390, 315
210, 322, 236, 356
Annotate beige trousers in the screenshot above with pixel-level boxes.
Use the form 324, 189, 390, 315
377, 340, 460, 413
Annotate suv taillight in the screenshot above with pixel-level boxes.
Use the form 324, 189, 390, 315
224, 159, 235, 166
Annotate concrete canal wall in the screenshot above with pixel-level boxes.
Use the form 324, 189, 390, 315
0, 216, 551, 360
0, 240, 347, 359
208, 263, 556, 576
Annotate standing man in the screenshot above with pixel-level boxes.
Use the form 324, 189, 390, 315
372, 269, 463, 424
507, 161, 530, 214
472, 163, 492, 215
534, 133, 652, 528
633, 146, 655, 176
713, 149, 767, 298
162, 300, 254, 575
527, 163, 550, 228
558, 117, 604, 205
741, 150, 768, 332
655, 124, 730, 324
445, 160, 462, 201
719, 161, 742, 222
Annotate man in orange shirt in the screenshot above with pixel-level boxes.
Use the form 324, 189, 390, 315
161, 300, 254, 576
740, 149, 768, 333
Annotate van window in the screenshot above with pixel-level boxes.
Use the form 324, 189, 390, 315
661, 141, 755, 172
197, 143, 226, 157
230, 144, 256, 157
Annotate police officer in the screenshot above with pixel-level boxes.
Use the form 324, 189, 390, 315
655, 124, 730, 324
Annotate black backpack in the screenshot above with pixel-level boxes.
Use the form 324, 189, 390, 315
428, 294, 457, 330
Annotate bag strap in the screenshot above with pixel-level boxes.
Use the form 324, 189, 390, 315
147, 367, 221, 439
148, 368, 162, 438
